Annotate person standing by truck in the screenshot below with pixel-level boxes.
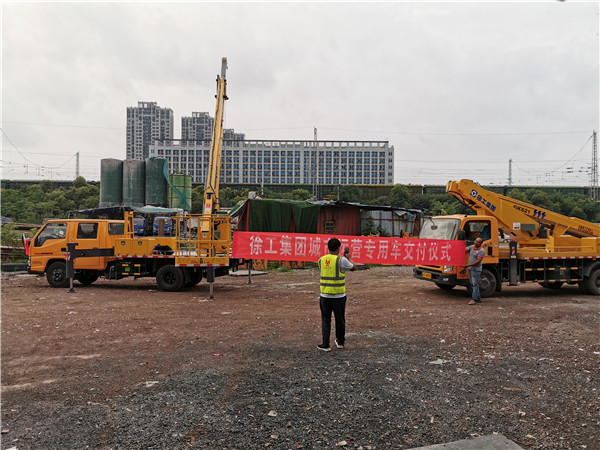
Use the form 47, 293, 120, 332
317, 238, 355, 351
463, 237, 485, 305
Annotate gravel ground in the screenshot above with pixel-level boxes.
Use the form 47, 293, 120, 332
1, 266, 598, 449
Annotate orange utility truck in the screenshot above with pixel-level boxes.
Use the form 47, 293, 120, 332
27, 58, 238, 292
413, 179, 600, 296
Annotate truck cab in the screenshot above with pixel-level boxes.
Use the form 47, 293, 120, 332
29, 219, 125, 287
413, 215, 502, 297
414, 179, 600, 296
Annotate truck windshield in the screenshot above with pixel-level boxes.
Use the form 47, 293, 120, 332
419, 218, 460, 240
34, 222, 67, 247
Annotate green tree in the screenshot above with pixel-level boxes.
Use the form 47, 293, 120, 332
219, 187, 252, 208
39, 180, 52, 193
64, 183, 99, 211
191, 185, 205, 213
389, 184, 410, 207
506, 188, 527, 202
73, 176, 87, 188
0, 189, 24, 220
0, 223, 37, 262
338, 185, 363, 202
288, 189, 312, 201
22, 185, 45, 203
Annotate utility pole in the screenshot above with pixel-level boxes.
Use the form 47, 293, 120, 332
76, 152, 80, 178
591, 130, 598, 201
508, 159, 513, 187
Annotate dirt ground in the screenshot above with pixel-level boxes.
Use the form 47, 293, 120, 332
1, 266, 598, 449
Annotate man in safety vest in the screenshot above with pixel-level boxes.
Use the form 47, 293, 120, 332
317, 238, 355, 352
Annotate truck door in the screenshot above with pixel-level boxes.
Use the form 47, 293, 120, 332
74, 222, 102, 270
30, 222, 68, 273
464, 219, 496, 258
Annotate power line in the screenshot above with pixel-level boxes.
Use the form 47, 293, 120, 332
320, 127, 592, 136
1, 128, 79, 170
3, 121, 124, 130
1, 150, 105, 158
546, 133, 594, 172
1, 128, 40, 167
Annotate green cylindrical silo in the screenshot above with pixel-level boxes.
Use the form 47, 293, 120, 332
122, 159, 146, 206
99, 159, 123, 207
168, 174, 192, 211
145, 158, 168, 207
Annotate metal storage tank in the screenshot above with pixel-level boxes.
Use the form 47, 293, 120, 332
168, 174, 192, 211
122, 159, 146, 206
145, 158, 168, 206
99, 159, 123, 207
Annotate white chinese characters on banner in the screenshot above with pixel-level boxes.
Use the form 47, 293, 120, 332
233, 231, 465, 266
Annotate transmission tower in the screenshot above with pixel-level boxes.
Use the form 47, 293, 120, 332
508, 159, 512, 186
591, 130, 598, 201
76, 152, 80, 178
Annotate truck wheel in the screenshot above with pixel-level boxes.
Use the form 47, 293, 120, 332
479, 269, 497, 298
584, 269, 600, 295
538, 281, 564, 289
435, 282, 456, 291
76, 271, 99, 285
184, 269, 203, 287
47, 261, 69, 288
156, 265, 184, 292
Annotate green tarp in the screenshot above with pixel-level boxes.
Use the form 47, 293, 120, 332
247, 199, 319, 233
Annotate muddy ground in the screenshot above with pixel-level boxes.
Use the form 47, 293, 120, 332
1, 266, 598, 449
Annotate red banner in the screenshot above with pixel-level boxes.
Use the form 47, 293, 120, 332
232, 231, 465, 266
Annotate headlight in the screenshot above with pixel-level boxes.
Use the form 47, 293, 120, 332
443, 265, 453, 273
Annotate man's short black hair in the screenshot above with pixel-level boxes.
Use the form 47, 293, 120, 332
328, 238, 341, 251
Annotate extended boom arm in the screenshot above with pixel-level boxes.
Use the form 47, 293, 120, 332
446, 179, 600, 240
203, 57, 228, 217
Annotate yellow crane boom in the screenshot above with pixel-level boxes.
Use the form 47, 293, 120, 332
203, 57, 228, 219
446, 179, 600, 241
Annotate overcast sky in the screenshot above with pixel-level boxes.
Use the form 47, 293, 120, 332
2, 1, 598, 187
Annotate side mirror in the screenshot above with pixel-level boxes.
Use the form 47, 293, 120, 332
457, 230, 466, 241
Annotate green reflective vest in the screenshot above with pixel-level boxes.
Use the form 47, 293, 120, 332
318, 254, 346, 295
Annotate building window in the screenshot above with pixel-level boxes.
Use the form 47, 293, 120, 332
324, 220, 335, 234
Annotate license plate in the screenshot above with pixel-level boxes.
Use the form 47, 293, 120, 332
423, 272, 432, 279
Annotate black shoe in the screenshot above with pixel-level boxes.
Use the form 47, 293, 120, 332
316, 344, 331, 352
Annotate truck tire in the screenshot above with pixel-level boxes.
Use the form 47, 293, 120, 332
466, 269, 497, 298
76, 271, 99, 285
184, 269, 203, 288
584, 269, 600, 295
435, 282, 456, 290
47, 261, 69, 288
479, 269, 497, 298
156, 265, 184, 292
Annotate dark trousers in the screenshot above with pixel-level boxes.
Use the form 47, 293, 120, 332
320, 295, 346, 346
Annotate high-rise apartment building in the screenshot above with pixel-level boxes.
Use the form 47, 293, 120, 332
223, 129, 246, 141
149, 139, 394, 185
126, 102, 174, 160
181, 112, 245, 142
128, 103, 395, 186
181, 112, 213, 141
